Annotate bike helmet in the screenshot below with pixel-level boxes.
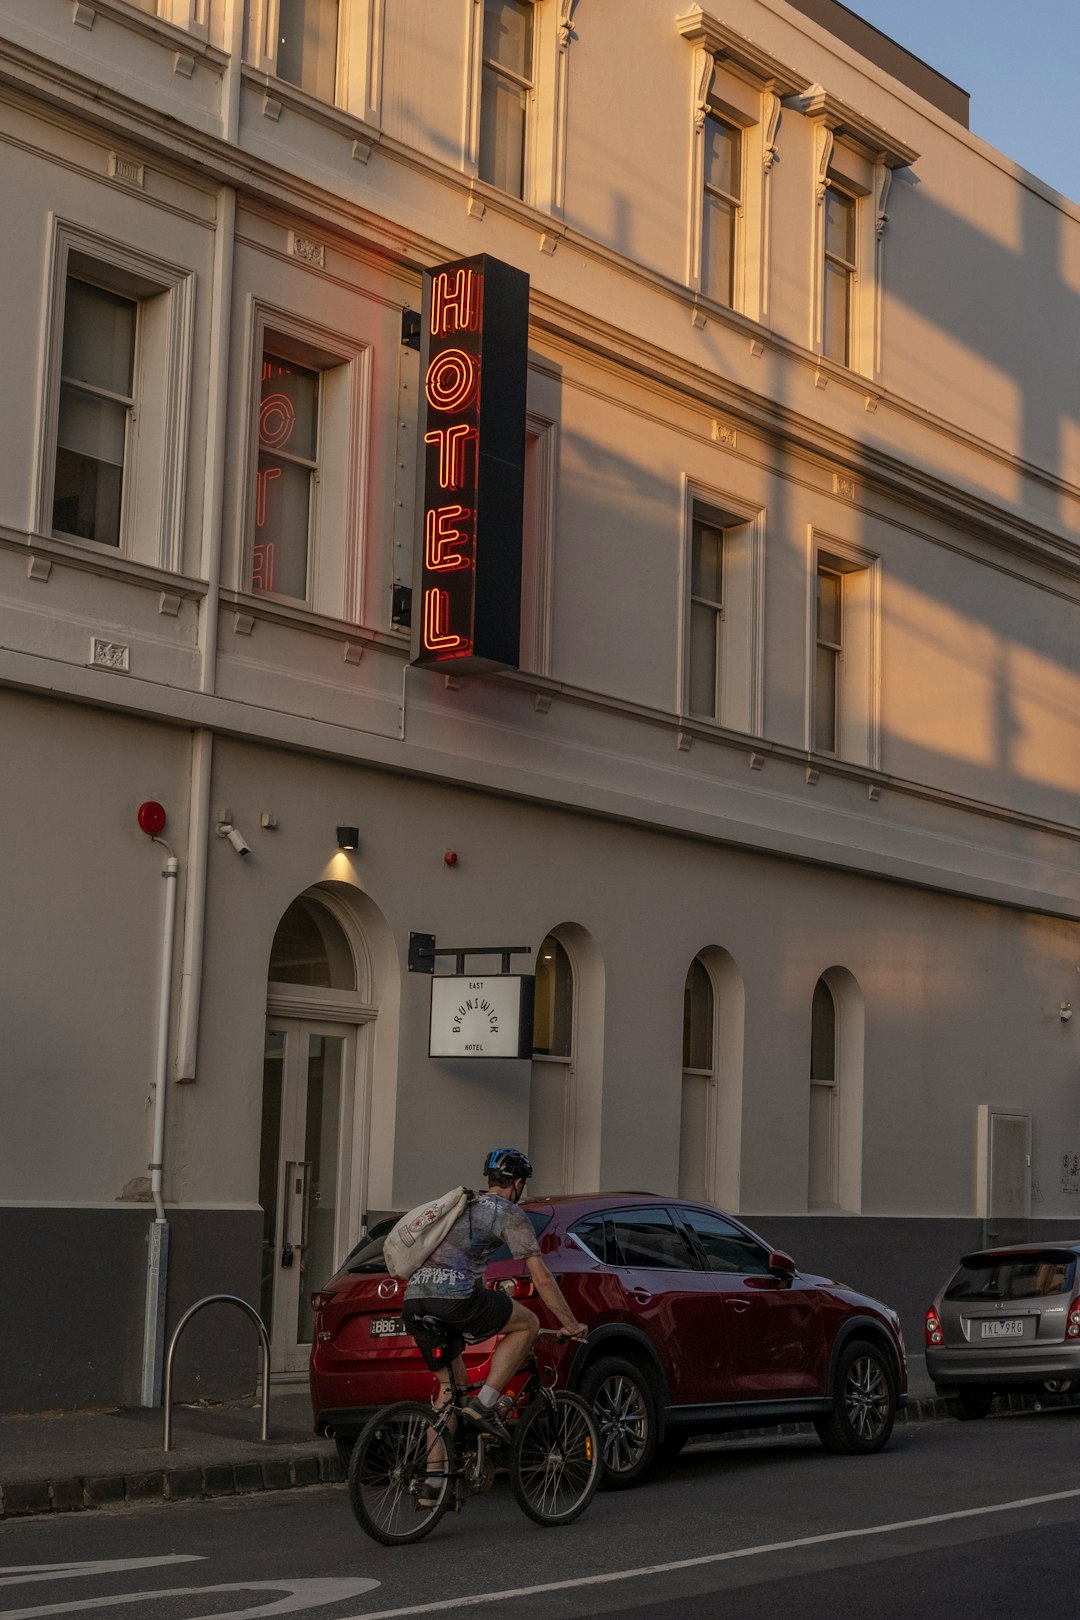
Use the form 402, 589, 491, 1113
483, 1146, 533, 1182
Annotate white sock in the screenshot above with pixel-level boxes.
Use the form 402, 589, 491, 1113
478, 1384, 499, 1408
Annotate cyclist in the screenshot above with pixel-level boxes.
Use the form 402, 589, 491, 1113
402, 1147, 587, 1447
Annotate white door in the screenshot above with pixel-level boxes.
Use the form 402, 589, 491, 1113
260, 1020, 355, 1372
978, 1106, 1031, 1249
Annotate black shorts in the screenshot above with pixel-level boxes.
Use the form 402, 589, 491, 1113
403, 1287, 513, 1372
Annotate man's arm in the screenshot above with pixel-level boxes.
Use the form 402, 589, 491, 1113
526, 1254, 588, 1339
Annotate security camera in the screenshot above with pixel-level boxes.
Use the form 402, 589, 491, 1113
218, 822, 251, 857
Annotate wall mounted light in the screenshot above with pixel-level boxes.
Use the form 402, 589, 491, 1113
337, 826, 360, 851
1061, 1003, 1073, 1022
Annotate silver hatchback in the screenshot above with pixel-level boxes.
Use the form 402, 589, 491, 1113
925, 1243, 1080, 1418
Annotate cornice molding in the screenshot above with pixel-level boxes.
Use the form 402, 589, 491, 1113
675, 6, 811, 98
786, 84, 919, 170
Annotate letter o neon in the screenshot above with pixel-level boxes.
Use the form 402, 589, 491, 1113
425, 349, 479, 414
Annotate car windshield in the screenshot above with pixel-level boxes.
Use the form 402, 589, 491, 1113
345, 1209, 551, 1273
944, 1251, 1076, 1302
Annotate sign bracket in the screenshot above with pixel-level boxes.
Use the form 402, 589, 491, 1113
409, 932, 531, 975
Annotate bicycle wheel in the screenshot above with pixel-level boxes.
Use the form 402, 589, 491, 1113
348, 1401, 455, 1546
510, 1391, 600, 1527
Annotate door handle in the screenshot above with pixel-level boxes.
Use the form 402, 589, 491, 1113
631, 1288, 652, 1304
728, 1299, 751, 1313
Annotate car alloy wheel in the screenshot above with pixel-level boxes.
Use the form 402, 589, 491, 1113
814, 1338, 896, 1456
580, 1355, 657, 1489
842, 1353, 891, 1442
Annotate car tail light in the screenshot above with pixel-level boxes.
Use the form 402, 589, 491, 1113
491, 1277, 536, 1299
1067, 1298, 1080, 1339
310, 1291, 336, 1311
925, 1306, 944, 1346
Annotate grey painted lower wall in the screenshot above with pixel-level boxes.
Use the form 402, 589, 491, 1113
752, 1215, 1080, 1370
0, 1206, 262, 1413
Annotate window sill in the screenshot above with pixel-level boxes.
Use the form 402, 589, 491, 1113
222, 588, 409, 654
71, 1, 227, 69
0, 523, 206, 598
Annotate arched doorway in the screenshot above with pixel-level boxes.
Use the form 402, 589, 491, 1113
260, 891, 376, 1371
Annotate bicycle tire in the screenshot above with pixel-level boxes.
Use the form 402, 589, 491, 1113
509, 1390, 600, 1527
348, 1401, 455, 1546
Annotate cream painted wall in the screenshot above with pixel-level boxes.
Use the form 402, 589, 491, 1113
0, 1, 1079, 1304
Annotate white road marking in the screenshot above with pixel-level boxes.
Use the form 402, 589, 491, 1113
344, 1484, 1080, 1618
0, 1575, 379, 1620
0, 1559, 204, 1590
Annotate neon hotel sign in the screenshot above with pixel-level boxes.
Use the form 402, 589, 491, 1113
414, 254, 529, 672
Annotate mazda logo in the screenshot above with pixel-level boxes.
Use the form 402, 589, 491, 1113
377, 1280, 399, 1300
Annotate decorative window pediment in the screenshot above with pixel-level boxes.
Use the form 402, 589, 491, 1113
786, 85, 919, 172
675, 6, 811, 100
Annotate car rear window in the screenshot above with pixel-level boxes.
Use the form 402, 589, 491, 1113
487, 1210, 551, 1263
944, 1251, 1076, 1302
346, 1209, 551, 1273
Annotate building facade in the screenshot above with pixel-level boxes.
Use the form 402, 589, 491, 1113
1, 0, 1079, 1410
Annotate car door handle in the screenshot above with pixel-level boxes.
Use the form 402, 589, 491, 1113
728, 1299, 751, 1314
631, 1288, 652, 1304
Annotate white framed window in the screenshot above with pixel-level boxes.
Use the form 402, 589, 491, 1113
253, 350, 321, 601
243, 308, 370, 621
701, 110, 743, 309
681, 488, 764, 735
464, 0, 566, 212
814, 560, 842, 755
680, 956, 715, 1203
520, 412, 557, 676
797, 89, 917, 379
676, 11, 808, 324
808, 967, 864, 1214
38, 226, 193, 570
806, 532, 881, 767
247, 0, 347, 106
479, 0, 535, 197
808, 977, 838, 1208
277, 0, 341, 102
822, 181, 857, 367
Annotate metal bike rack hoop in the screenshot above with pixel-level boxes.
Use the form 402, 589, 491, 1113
162, 1294, 271, 1452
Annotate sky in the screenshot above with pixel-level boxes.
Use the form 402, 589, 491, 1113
841, 0, 1080, 205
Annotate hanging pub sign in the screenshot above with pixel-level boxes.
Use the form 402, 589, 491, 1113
413, 253, 529, 672
429, 974, 535, 1059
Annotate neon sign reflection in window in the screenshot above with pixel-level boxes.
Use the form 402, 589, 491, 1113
253, 354, 319, 600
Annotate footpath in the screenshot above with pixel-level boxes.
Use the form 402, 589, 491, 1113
0, 1387, 342, 1521
0, 1360, 1067, 1522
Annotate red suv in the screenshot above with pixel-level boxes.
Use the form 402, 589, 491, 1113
310, 1192, 907, 1488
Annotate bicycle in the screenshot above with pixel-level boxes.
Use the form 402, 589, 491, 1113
347, 1321, 600, 1545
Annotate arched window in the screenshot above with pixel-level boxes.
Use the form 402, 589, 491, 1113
809, 977, 838, 1208
679, 957, 715, 1201
532, 935, 573, 1057
529, 935, 574, 1194
268, 896, 355, 989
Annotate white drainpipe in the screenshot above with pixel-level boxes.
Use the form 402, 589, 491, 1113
141, 837, 180, 1406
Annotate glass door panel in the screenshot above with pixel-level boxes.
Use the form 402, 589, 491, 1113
297, 1033, 344, 1344
259, 1019, 354, 1371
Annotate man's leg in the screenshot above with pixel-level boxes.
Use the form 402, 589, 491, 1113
482, 1301, 539, 1395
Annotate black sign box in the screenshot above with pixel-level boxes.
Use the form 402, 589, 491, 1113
413, 254, 529, 673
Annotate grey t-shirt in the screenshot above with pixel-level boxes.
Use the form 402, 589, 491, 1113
404, 1191, 542, 1300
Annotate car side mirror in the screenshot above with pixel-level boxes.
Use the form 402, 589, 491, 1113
768, 1250, 796, 1279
